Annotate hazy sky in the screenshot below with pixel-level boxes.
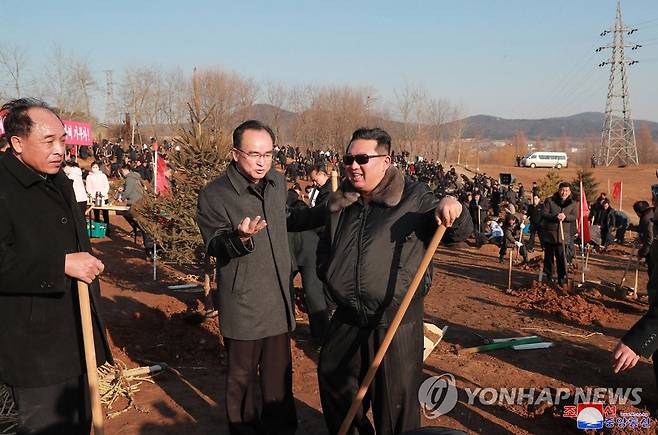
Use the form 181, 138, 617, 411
3, 0, 658, 121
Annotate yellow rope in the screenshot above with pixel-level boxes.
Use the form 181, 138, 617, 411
520, 327, 603, 339
0, 384, 18, 435
0, 360, 157, 428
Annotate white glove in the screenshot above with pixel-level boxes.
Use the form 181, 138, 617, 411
520, 223, 526, 230
515, 241, 523, 248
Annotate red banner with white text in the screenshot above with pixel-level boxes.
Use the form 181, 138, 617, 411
0, 115, 93, 146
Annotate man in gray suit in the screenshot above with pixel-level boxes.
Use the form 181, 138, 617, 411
197, 120, 324, 435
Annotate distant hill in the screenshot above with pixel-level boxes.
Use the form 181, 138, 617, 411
244, 105, 658, 141
461, 112, 658, 140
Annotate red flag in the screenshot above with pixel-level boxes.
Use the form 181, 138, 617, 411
578, 180, 590, 244
611, 181, 622, 200
155, 153, 170, 195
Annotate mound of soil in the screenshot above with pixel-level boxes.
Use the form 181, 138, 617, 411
509, 281, 617, 326
521, 256, 543, 271
600, 247, 630, 257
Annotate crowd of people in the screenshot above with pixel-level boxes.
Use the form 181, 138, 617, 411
1, 97, 658, 435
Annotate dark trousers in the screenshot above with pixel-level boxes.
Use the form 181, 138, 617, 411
93, 209, 111, 235
318, 313, 423, 435
93, 209, 109, 225
499, 244, 528, 262
601, 227, 614, 247
123, 210, 155, 254
543, 243, 567, 281
224, 333, 297, 435
290, 266, 330, 339
11, 375, 90, 435
527, 227, 541, 249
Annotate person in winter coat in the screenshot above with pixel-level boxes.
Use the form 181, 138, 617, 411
197, 120, 327, 434
316, 127, 472, 435
526, 194, 543, 251
484, 218, 504, 246
590, 192, 608, 225
599, 200, 616, 247
0, 98, 112, 434
499, 213, 528, 264
469, 192, 487, 234
85, 160, 111, 236
63, 160, 89, 216
633, 200, 655, 278
540, 182, 578, 285
612, 193, 658, 398
612, 208, 629, 244
286, 186, 330, 341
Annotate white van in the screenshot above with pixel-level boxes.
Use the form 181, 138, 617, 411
521, 152, 568, 169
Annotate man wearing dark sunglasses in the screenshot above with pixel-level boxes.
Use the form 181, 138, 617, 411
317, 127, 472, 435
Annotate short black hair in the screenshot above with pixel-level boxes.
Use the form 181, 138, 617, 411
347, 127, 391, 154
310, 164, 327, 175
232, 120, 275, 150
1, 98, 62, 147
558, 182, 571, 189
633, 200, 650, 214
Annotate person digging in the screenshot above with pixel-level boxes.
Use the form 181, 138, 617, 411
499, 213, 528, 265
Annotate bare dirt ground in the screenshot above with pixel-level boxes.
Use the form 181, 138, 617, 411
93, 164, 657, 434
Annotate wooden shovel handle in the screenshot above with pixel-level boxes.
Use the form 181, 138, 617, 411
337, 225, 447, 435
77, 281, 104, 435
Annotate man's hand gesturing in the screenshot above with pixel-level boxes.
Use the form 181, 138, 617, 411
238, 216, 267, 242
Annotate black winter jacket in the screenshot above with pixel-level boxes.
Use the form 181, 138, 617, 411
623, 221, 658, 357
0, 153, 111, 387
637, 207, 655, 258
540, 193, 578, 244
318, 167, 472, 327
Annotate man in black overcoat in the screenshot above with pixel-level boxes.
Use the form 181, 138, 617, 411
0, 98, 112, 434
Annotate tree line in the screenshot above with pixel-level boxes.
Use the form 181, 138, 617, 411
1, 43, 655, 164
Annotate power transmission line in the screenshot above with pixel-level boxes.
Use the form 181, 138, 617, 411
597, 0, 640, 166
526, 35, 604, 119
103, 69, 117, 124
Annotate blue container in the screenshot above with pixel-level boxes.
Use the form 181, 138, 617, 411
86, 221, 107, 238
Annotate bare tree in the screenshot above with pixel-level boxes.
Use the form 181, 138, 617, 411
161, 67, 190, 127
195, 66, 259, 145
0, 43, 28, 97
287, 84, 315, 148
264, 80, 288, 141
41, 45, 74, 116
426, 97, 450, 162
120, 65, 161, 141
636, 122, 656, 163
394, 83, 415, 154
69, 58, 96, 118
450, 105, 467, 165
513, 130, 528, 158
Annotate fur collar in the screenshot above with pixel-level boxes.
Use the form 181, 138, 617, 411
551, 192, 574, 207
329, 166, 405, 212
